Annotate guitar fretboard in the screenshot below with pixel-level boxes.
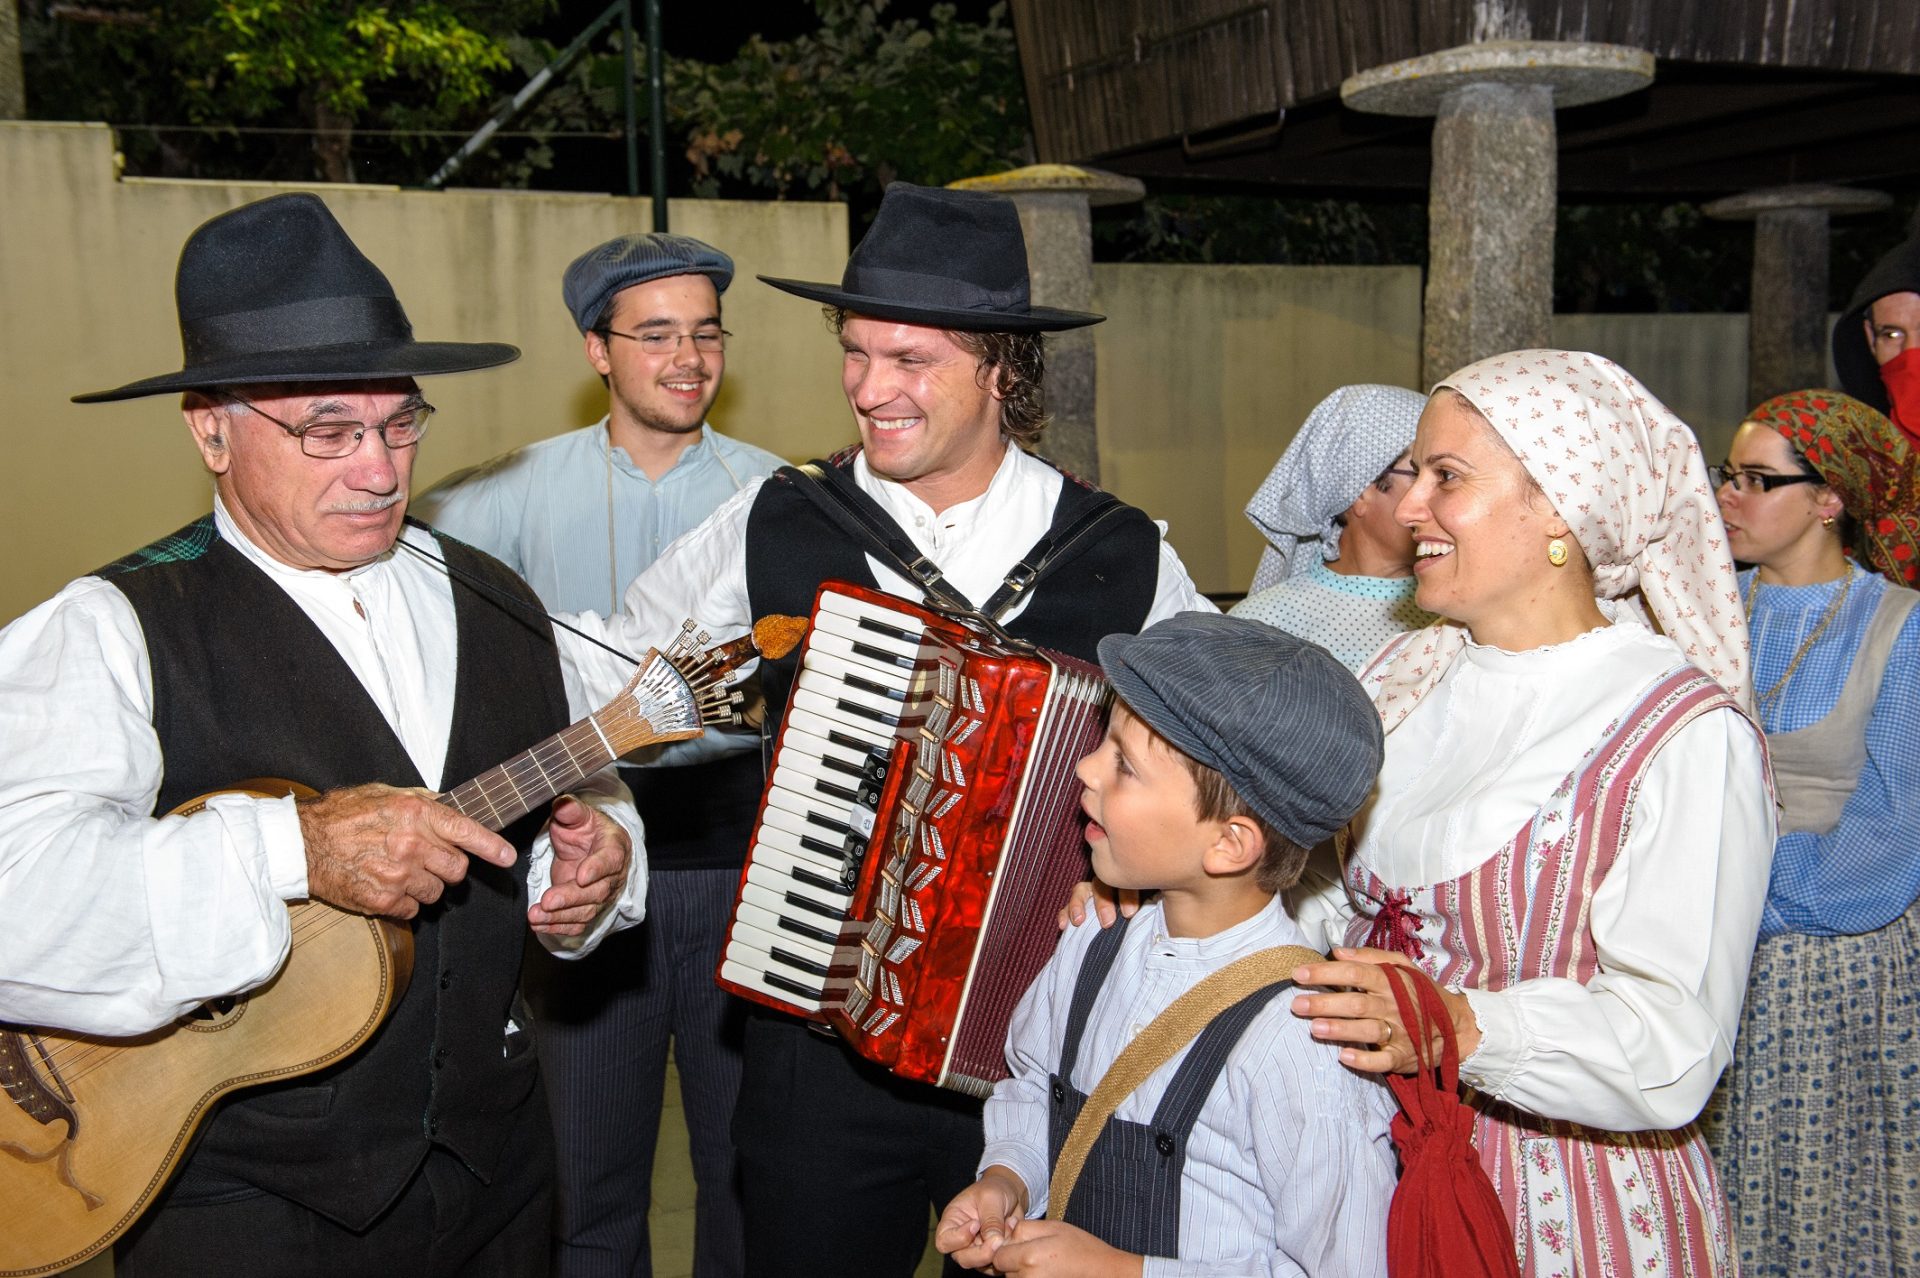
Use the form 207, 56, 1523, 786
437, 717, 624, 832
436, 650, 703, 830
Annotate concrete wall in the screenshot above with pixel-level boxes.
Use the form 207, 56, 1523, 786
2, 121, 1781, 621
1552, 312, 1754, 464
0, 121, 850, 623
1092, 262, 1425, 595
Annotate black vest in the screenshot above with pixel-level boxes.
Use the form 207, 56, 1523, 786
102, 517, 570, 1230
742, 450, 1161, 727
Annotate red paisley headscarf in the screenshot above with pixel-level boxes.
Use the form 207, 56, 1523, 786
1746, 390, 1920, 587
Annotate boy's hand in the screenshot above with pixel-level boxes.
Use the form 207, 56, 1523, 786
990, 1219, 1144, 1276
935, 1166, 1028, 1268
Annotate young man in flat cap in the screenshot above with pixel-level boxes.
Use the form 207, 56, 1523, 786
0, 194, 644, 1277
417, 233, 782, 1278
561, 181, 1213, 1277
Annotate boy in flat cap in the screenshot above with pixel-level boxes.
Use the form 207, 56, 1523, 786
415, 232, 781, 1278
937, 613, 1395, 1277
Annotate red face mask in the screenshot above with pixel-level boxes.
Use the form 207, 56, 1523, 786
1882, 347, 1920, 444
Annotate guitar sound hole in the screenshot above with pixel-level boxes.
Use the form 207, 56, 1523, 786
184, 996, 246, 1030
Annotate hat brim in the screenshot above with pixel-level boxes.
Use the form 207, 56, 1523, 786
758, 275, 1103, 332
72, 340, 522, 403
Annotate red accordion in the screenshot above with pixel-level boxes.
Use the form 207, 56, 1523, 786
717, 581, 1111, 1096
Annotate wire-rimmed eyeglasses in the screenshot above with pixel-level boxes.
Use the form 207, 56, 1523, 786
1707, 464, 1821, 496
231, 397, 435, 459
597, 327, 730, 355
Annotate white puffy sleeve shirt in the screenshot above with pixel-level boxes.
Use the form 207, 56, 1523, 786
1293, 622, 1775, 1132
0, 502, 646, 1036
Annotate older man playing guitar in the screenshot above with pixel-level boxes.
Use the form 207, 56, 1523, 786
0, 194, 645, 1278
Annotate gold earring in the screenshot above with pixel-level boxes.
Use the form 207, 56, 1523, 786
1547, 538, 1569, 567
1822, 515, 1836, 528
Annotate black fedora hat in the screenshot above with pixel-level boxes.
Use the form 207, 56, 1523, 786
73, 193, 519, 403
759, 182, 1103, 332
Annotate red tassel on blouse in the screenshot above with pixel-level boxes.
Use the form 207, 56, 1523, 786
1365, 887, 1426, 961
1379, 961, 1520, 1278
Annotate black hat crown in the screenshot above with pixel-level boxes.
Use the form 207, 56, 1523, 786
758, 183, 1103, 333
75, 193, 518, 403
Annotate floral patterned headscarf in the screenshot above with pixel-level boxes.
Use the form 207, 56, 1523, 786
1745, 389, 1920, 587
1371, 350, 1750, 728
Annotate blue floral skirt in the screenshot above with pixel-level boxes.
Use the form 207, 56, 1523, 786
1705, 905, 1920, 1276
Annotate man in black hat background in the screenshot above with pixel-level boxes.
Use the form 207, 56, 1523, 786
416, 231, 785, 1278
0, 192, 645, 1277
1833, 227, 1920, 442
560, 181, 1213, 1277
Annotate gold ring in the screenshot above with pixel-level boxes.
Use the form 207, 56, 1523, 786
1380, 1021, 1394, 1047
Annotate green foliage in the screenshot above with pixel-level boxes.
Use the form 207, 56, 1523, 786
21, 0, 542, 181
672, 1, 1029, 203
1095, 193, 1427, 269
183, 0, 511, 121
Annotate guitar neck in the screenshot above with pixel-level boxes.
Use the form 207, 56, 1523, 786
436, 717, 622, 833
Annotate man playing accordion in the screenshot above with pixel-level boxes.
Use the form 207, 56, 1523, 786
562, 181, 1212, 1276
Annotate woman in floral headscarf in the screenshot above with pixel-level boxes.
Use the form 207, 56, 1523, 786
1289, 351, 1775, 1276
1701, 390, 1920, 1277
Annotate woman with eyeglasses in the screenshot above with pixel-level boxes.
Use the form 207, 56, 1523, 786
1702, 389, 1920, 1276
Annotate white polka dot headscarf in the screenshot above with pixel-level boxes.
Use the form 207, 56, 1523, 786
1243, 384, 1427, 590
1370, 350, 1750, 731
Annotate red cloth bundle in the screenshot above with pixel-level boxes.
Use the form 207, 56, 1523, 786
1378, 962, 1520, 1278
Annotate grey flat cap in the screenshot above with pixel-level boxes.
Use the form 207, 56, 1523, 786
563, 233, 734, 334
1098, 613, 1384, 849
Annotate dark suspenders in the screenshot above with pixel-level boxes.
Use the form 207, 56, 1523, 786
779, 461, 1128, 623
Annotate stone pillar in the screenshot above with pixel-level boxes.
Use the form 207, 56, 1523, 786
1703, 185, 1891, 404
0, 0, 24, 120
948, 164, 1144, 484
1342, 42, 1654, 388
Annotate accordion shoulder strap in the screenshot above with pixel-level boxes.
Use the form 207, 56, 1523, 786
782, 462, 972, 612
978, 492, 1124, 622
1046, 942, 1324, 1221
780, 461, 1127, 624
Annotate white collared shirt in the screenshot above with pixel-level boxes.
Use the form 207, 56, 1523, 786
0, 499, 645, 1036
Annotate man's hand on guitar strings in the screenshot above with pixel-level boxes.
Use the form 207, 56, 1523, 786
531, 795, 632, 935
297, 784, 515, 920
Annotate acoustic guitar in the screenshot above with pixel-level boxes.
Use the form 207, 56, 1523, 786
0, 618, 798, 1277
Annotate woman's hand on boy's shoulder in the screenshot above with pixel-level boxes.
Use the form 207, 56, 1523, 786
988, 1218, 1145, 1277
1058, 879, 1144, 931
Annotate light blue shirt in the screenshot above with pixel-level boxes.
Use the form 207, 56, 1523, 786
415, 419, 785, 763
1742, 564, 1920, 939
1229, 558, 1432, 674
416, 420, 786, 616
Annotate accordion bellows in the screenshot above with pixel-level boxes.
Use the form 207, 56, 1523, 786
718, 581, 1112, 1096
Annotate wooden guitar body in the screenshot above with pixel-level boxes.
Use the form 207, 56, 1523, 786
0, 782, 413, 1277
